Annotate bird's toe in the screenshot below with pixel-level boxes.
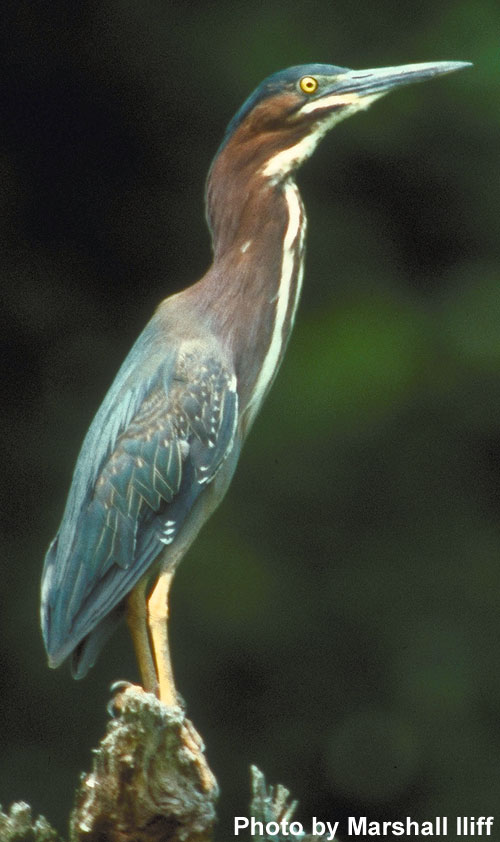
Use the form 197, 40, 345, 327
107, 680, 146, 716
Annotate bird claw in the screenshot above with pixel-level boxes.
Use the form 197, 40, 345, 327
110, 679, 136, 694
107, 680, 145, 717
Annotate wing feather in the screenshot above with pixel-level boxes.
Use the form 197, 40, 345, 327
41, 335, 238, 669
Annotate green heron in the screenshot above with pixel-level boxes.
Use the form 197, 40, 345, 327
41, 59, 470, 705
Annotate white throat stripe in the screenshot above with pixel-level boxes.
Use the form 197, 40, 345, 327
261, 128, 327, 180
261, 93, 384, 181
247, 182, 304, 421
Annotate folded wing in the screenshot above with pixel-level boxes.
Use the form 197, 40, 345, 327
41, 330, 238, 671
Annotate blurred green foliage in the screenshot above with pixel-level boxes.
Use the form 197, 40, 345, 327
1, 0, 499, 838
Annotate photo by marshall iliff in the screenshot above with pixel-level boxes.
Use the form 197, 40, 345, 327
233, 815, 495, 837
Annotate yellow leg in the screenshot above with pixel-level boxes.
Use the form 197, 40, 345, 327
126, 580, 158, 696
147, 569, 178, 706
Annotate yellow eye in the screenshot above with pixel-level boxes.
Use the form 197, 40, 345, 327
299, 76, 318, 94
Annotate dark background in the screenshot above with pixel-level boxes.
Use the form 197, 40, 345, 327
1, 1, 499, 839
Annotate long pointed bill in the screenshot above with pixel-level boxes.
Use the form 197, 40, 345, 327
333, 61, 472, 96
302, 61, 472, 115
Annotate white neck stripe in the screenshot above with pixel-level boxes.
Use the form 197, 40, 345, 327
246, 182, 304, 422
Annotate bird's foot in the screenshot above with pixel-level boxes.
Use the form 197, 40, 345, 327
107, 679, 186, 716
107, 680, 150, 717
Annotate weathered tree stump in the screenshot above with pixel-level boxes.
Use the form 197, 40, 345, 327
71, 685, 217, 842
0, 687, 329, 842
